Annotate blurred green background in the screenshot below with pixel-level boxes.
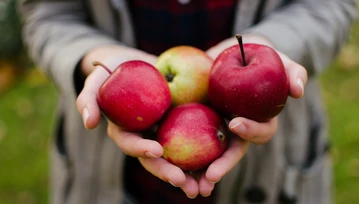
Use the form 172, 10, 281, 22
0, 1, 358, 204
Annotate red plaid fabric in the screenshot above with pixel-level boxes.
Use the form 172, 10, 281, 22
124, 0, 238, 203
127, 0, 238, 55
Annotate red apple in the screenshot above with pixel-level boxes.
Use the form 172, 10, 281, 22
95, 60, 171, 132
157, 103, 228, 171
208, 35, 289, 122
155, 46, 213, 106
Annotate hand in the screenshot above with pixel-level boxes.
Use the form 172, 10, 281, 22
207, 33, 308, 144
76, 45, 204, 198
138, 132, 250, 198
75, 45, 165, 162
76, 45, 157, 129
185, 33, 308, 197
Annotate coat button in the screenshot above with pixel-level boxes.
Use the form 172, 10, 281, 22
279, 191, 297, 204
178, 0, 191, 5
245, 186, 266, 203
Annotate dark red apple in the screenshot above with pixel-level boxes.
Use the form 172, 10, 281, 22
157, 103, 228, 171
95, 60, 171, 132
208, 35, 289, 122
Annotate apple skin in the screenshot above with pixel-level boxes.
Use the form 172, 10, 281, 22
157, 103, 228, 171
155, 46, 213, 106
97, 60, 171, 132
208, 43, 289, 122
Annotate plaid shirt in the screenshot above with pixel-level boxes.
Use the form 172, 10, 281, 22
125, 0, 237, 203
127, 0, 238, 55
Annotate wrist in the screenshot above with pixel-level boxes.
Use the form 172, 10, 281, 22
206, 34, 275, 60
81, 45, 122, 76
242, 33, 275, 48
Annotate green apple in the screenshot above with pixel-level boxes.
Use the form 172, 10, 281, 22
155, 46, 213, 106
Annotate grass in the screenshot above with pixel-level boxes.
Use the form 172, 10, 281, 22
319, 32, 359, 203
0, 69, 57, 204
0, 19, 359, 204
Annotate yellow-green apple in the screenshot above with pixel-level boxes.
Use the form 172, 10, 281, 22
208, 35, 289, 122
157, 103, 228, 171
155, 46, 213, 106
95, 60, 171, 132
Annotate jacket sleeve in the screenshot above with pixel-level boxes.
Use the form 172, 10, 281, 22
19, 0, 119, 95
248, 0, 357, 75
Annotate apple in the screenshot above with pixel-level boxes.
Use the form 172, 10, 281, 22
95, 60, 171, 132
157, 103, 228, 171
208, 35, 289, 122
155, 46, 213, 106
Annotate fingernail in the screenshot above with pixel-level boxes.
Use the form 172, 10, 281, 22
209, 179, 220, 184
230, 122, 246, 135
144, 151, 158, 158
187, 194, 197, 199
82, 108, 89, 129
202, 192, 212, 197
297, 78, 304, 96
168, 180, 178, 187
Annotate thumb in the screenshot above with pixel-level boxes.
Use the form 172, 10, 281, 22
278, 52, 308, 99
76, 52, 158, 129
76, 57, 121, 129
76, 66, 110, 129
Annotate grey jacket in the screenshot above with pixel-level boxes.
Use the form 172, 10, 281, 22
20, 0, 357, 203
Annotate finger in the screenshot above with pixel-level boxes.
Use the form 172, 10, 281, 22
206, 136, 250, 183
198, 173, 215, 197
206, 38, 237, 60
138, 157, 186, 187
278, 52, 308, 99
180, 173, 200, 199
76, 65, 113, 129
228, 117, 278, 145
77, 55, 130, 129
108, 122, 163, 158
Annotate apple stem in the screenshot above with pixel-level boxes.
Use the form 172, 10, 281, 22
236, 34, 247, 66
92, 61, 112, 74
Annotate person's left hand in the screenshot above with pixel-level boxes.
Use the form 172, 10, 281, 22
167, 33, 307, 198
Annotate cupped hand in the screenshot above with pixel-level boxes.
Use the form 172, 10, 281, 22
180, 33, 309, 197
75, 45, 195, 198
76, 45, 158, 129
206, 33, 308, 144
75, 45, 167, 158
76, 45, 168, 156
201, 35, 307, 196
138, 132, 250, 198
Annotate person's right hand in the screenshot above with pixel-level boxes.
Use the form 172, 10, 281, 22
75, 45, 194, 197
76, 45, 158, 129
76, 45, 166, 159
